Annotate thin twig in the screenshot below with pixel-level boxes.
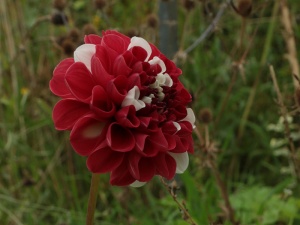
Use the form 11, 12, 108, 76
184, 1, 229, 54
201, 125, 238, 224
160, 177, 197, 225
209, 161, 237, 224
269, 65, 300, 180
10, 15, 51, 64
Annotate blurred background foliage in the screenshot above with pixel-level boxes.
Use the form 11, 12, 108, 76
1, 0, 300, 224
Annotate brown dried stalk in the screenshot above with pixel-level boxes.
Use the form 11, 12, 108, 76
269, 65, 300, 180
201, 128, 238, 225
280, 0, 299, 89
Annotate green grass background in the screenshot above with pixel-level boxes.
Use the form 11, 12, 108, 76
1, 0, 300, 224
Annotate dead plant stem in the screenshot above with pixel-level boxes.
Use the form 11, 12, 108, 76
210, 161, 237, 224
160, 177, 197, 225
269, 65, 300, 180
280, 0, 299, 89
184, 1, 229, 54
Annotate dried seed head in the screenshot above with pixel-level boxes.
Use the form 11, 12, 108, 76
183, 0, 196, 11
51, 12, 68, 26
68, 28, 81, 42
61, 39, 75, 56
83, 24, 97, 35
237, 0, 252, 17
53, 0, 67, 11
147, 14, 158, 28
94, 0, 106, 10
199, 108, 213, 124
125, 28, 139, 38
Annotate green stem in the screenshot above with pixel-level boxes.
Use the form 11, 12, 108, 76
86, 173, 101, 225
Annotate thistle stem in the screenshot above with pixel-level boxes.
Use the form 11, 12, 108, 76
86, 173, 101, 225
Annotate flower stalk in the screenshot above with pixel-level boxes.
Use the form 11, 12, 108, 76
86, 173, 101, 225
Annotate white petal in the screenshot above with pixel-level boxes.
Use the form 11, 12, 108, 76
150, 80, 159, 88
173, 122, 181, 132
121, 86, 145, 111
164, 74, 173, 87
181, 108, 196, 129
149, 56, 166, 73
142, 96, 152, 104
74, 44, 96, 72
157, 88, 165, 101
169, 152, 189, 174
156, 73, 166, 85
130, 180, 146, 187
82, 123, 104, 138
127, 37, 152, 62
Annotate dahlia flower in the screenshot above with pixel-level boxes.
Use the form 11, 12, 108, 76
50, 30, 195, 187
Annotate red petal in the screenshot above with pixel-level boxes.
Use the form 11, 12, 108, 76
133, 132, 148, 152
102, 30, 130, 46
171, 136, 188, 153
165, 134, 176, 150
106, 123, 135, 152
91, 86, 116, 120
50, 58, 74, 98
87, 147, 124, 173
70, 115, 107, 156
155, 153, 176, 180
138, 157, 155, 182
162, 121, 178, 135
130, 46, 148, 61
128, 153, 156, 182
115, 106, 140, 128
65, 62, 95, 102
113, 55, 132, 76
106, 75, 128, 105
91, 55, 114, 86
127, 72, 146, 90
142, 138, 160, 156
52, 99, 90, 130
122, 50, 135, 67
148, 128, 169, 150
172, 105, 187, 121
95, 45, 112, 73
84, 34, 102, 44
102, 34, 127, 54
110, 159, 135, 186
178, 121, 193, 135
128, 152, 141, 180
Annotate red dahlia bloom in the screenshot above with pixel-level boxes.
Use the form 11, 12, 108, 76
50, 30, 195, 187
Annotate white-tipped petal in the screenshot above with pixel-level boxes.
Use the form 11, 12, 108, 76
149, 56, 166, 73
130, 180, 146, 187
181, 108, 196, 128
173, 122, 181, 132
74, 44, 96, 72
127, 37, 152, 61
121, 86, 145, 111
169, 152, 189, 174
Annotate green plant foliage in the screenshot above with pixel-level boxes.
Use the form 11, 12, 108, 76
230, 184, 300, 225
1, 0, 300, 224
